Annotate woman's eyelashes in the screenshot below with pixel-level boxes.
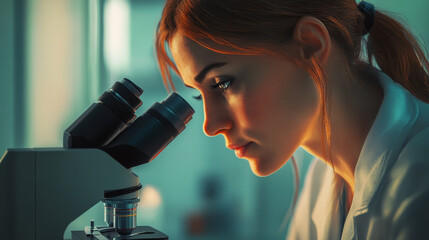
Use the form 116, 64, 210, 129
210, 75, 235, 92
192, 75, 236, 101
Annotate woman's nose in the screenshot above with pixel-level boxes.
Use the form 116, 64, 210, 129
202, 100, 233, 136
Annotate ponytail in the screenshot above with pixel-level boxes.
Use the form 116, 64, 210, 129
366, 10, 429, 102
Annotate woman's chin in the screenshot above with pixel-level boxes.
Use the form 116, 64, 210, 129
248, 156, 288, 177
249, 160, 276, 177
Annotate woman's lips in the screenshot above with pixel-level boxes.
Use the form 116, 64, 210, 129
227, 143, 251, 158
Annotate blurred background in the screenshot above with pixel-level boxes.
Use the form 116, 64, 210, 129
0, 0, 428, 239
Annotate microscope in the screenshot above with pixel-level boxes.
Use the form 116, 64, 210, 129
0, 78, 194, 240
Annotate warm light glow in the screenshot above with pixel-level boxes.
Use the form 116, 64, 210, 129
104, 0, 130, 74
140, 185, 162, 208
27, 0, 76, 147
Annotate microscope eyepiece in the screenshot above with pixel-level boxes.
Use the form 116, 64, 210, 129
162, 92, 194, 125
63, 78, 143, 148
64, 78, 195, 169
103, 92, 195, 169
121, 78, 143, 96
106, 78, 143, 111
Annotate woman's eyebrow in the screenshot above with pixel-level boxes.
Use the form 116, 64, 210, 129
194, 62, 227, 83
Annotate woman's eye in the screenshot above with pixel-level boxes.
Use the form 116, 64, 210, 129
210, 77, 234, 92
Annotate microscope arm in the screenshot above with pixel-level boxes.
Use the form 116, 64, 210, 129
0, 148, 140, 240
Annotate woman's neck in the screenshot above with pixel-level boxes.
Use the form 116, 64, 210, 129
302, 63, 384, 198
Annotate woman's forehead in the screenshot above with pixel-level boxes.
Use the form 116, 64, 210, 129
170, 33, 237, 80
170, 33, 224, 63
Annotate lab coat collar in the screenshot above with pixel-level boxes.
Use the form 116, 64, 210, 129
342, 71, 419, 239
311, 171, 345, 240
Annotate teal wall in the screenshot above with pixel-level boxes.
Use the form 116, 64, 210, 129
0, 0, 15, 154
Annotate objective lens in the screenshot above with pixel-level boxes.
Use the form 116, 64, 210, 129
103, 198, 140, 236
103, 202, 114, 227
114, 204, 137, 235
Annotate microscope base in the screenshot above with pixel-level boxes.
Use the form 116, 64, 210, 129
71, 226, 168, 240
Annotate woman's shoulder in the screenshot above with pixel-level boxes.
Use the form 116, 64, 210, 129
392, 92, 429, 175
386, 124, 429, 202
398, 125, 429, 165
375, 125, 429, 238
386, 124, 429, 196
386, 124, 429, 201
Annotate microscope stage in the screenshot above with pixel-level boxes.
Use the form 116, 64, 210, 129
71, 226, 168, 240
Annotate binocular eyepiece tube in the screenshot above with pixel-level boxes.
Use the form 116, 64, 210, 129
64, 78, 195, 169
64, 78, 143, 148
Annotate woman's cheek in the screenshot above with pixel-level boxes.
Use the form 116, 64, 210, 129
233, 91, 269, 128
244, 77, 282, 120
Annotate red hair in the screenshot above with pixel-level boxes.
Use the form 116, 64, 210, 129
156, 0, 429, 163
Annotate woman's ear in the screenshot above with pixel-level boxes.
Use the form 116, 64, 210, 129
293, 16, 331, 65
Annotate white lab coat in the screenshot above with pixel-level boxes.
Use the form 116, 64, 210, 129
287, 71, 429, 240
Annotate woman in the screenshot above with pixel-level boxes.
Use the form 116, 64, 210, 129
156, 0, 429, 239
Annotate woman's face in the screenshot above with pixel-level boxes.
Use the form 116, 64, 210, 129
170, 33, 321, 176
